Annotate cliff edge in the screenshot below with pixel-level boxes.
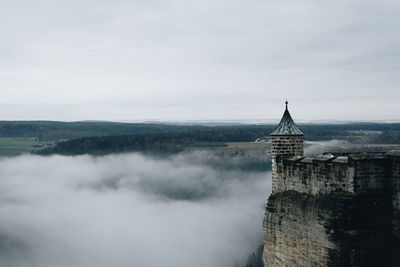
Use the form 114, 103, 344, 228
264, 103, 400, 266
262, 151, 400, 267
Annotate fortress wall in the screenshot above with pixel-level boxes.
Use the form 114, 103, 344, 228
271, 136, 304, 155
265, 151, 400, 266
278, 153, 393, 195
281, 157, 354, 195
351, 155, 391, 192
271, 135, 303, 193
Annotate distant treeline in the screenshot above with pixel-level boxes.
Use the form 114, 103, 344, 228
0, 121, 201, 141
1, 121, 400, 143
39, 132, 228, 155
36, 123, 400, 155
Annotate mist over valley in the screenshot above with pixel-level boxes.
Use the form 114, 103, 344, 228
0, 152, 270, 267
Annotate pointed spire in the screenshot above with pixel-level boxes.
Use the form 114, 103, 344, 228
270, 101, 303, 136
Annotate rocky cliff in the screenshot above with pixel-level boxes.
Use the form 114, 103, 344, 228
262, 152, 400, 267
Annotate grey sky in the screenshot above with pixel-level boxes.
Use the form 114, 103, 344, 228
0, 0, 399, 121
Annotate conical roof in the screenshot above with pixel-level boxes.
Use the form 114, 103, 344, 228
271, 102, 303, 136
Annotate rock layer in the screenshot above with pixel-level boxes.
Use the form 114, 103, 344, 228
263, 191, 400, 267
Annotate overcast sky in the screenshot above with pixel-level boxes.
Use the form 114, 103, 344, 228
0, 0, 399, 121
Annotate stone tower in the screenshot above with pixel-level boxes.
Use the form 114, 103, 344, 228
270, 101, 303, 193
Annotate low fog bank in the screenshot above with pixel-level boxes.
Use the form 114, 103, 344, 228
304, 139, 400, 155
0, 152, 270, 267
305, 140, 349, 155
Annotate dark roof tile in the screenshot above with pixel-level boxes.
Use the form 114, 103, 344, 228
271, 104, 303, 136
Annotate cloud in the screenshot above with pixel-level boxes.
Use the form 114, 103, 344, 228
0, 0, 399, 120
0, 152, 270, 267
304, 140, 349, 155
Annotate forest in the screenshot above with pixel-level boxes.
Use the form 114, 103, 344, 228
0, 121, 399, 142
27, 121, 400, 155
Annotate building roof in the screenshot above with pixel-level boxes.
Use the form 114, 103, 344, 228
270, 101, 304, 136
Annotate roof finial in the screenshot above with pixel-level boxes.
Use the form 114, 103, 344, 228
285, 99, 288, 110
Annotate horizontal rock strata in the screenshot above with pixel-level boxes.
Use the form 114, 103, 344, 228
263, 190, 400, 267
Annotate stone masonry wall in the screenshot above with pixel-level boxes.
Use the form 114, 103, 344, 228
282, 156, 354, 195
351, 154, 391, 192
271, 135, 303, 193
277, 153, 393, 195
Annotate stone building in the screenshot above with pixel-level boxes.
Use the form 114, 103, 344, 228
263, 103, 400, 267
270, 101, 304, 193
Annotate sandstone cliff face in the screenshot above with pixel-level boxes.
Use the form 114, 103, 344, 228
263, 191, 400, 267
263, 191, 336, 266
266, 104, 400, 266
388, 152, 400, 239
